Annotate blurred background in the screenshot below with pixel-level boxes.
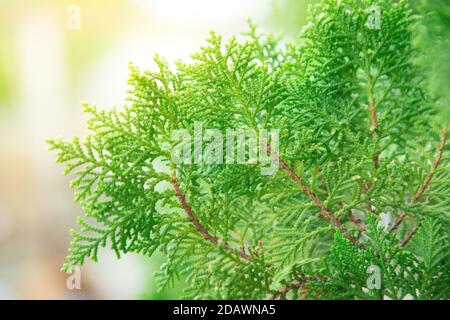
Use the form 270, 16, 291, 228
0, 0, 447, 299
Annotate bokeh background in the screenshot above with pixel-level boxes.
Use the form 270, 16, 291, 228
0, 0, 447, 299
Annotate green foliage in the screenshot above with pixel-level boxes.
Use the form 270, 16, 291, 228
309, 216, 422, 300
309, 216, 449, 300
48, 0, 449, 299
407, 217, 450, 299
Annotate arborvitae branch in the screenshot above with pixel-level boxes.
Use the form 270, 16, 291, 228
400, 226, 419, 247
412, 126, 448, 203
262, 140, 360, 245
349, 212, 367, 232
390, 127, 448, 232
389, 211, 406, 233
171, 174, 252, 262
368, 90, 379, 168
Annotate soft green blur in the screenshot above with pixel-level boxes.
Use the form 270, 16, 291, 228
271, 0, 319, 34
413, 0, 450, 122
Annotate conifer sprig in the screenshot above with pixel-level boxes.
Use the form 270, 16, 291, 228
49, 0, 449, 299
171, 174, 252, 261
263, 140, 359, 245
390, 126, 448, 233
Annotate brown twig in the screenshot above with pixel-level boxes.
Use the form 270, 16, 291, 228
269, 281, 304, 300
390, 127, 448, 233
369, 92, 380, 168
269, 275, 328, 300
412, 127, 448, 203
262, 141, 361, 246
400, 226, 419, 247
389, 212, 406, 232
349, 211, 367, 232
171, 175, 252, 261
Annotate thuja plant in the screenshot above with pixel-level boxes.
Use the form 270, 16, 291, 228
48, 0, 449, 300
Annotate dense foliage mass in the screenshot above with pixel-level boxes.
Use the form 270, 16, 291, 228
49, 0, 449, 299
